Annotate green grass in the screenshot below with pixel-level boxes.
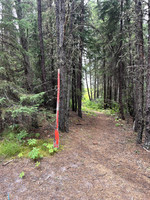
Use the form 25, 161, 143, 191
0, 140, 23, 157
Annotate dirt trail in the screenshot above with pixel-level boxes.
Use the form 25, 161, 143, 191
1, 112, 150, 200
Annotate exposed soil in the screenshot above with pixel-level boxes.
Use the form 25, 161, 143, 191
0, 111, 150, 200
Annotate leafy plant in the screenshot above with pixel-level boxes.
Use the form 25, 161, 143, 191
9, 124, 20, 131
35, 161, 40, 168
35, 133, 40, 138
43, 143, 58, 154
28, 139, 37, 146
135, 150, 140, 154
7, 132, 16, 140
16, 130, 29, 142
28, 147, 43, 160
115, 123, 123, 127
18, 153, 23, 158
0, 97, 6, 106
115, 123, 120, 127
19, 171, 25, 178
115, 118, 121, 122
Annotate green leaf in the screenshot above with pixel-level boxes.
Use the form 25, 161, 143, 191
19, 171, 25, 178
18, 153, 23, 158
28, 139, 37, 146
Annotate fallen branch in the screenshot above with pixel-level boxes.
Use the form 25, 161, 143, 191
2, 160, 13, 166
143, 146, 150, 152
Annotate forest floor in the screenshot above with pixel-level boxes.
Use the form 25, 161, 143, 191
1, 111, 150, 200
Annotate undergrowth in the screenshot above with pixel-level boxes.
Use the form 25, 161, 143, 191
82, 93, 119, 116
0, 129, 60, 160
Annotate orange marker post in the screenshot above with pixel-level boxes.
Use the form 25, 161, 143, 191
54, 69, 60, 148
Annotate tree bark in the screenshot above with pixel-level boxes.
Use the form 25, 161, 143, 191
89, 64, 93, 100
94, 65, 97, 100
15, 0, 33, 91
103, 50, 107, 109
97, 76, 100, 99
55, 0, 68, 132
85, 69, 91, 101
134, 0, 144, 143
118, 0, 125, 120
77, 0, 84, 118
0, 110, 3, 133
37, 0, 47, 91
144, 0, 150, 149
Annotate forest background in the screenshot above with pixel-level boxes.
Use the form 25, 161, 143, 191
1, 0, 150, 154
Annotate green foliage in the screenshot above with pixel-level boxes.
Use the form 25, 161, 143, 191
0, 97, 6, 106
9, 106, 38, 118
0, 128, 59, 159
0, 81, 24, 106
0, 140, 22, 157
35, 161, 40, 168
115, 118, 121, 122
28, 147, 43, 160
16, 130, 29, 142
18, 153, 23, 158
43, 143, 58, 154
115, 123, 120, 127
83, 99, 104, 111
111, 101, 119, 114
84, 111, 97, 117
19, 171, 25, 179
115, 123, 123, 127
28, 139, 37, 146
83, 91, 120, 116
20, 92, 45, 106
35, 133, 40, 138
9, 124, 20, 132
45, 111, 56, 123
7, 132, 16, 140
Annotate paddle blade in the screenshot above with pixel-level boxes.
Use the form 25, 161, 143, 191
54, 129, 59, 148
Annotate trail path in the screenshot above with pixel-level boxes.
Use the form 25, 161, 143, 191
1, 112, 150, 200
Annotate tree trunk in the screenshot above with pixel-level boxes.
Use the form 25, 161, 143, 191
109, 76, 112, 108
55, 0, 68, 132
15, 0, 33, 91
118, 0, 125, 120
114, 75, 118, 102
97, 77, 100, 99
89, 64, 93, 100
85, 69, 91, 101
144, 0, 150, 149
72, 59, 77, 112
72, 67, 75, 111
103, 51, 107, 109
77, 0, 84, 118
0, 110, 3, 133
134, 0, 144, 143
94, 66, 97, 100
51, 45, 57, 112
37, 0, 47, 91
104, 73, 107, 109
